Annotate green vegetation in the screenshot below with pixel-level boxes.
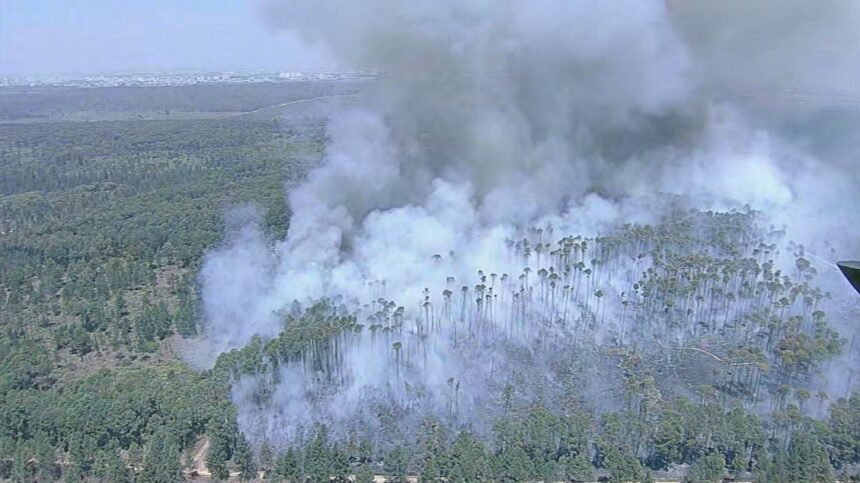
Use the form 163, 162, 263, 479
1, 83, 859, 482
0, 81, 362, 122
0, 83, 326, 480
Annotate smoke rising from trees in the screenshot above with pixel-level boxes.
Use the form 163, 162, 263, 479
194, 0, 860, 448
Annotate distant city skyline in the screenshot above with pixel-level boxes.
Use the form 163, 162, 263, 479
0, 70, 375, 88
0, 0, 335, 76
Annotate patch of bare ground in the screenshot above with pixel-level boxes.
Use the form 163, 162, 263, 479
42, 264, 190, 383
184, 436, 212, 480
51, 332, 182, 383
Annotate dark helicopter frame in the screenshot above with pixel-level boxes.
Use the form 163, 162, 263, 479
838, 261, 860, 295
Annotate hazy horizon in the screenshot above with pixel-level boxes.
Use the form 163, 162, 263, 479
0, 0, 335, 77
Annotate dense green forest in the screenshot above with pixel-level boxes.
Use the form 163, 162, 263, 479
0, 83, 325, 480
1, 83, 860, 483
0, 81, 363, 122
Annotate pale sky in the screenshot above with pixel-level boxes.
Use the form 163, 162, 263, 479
0, 0, 334, 76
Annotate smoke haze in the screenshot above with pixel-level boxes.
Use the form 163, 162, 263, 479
194, 0, 860, 446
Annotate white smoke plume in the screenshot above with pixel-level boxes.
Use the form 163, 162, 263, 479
194, 0, 860, 445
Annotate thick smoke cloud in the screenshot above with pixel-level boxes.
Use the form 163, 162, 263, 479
195, 0, 860, 445
673, 0, 860, 96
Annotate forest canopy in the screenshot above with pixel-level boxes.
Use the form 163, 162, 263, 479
1, 68, 859, 483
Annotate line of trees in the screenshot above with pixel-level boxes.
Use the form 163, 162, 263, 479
208, 395, 860, 482
215, 208, 857, 481
0, 107, 325, 480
